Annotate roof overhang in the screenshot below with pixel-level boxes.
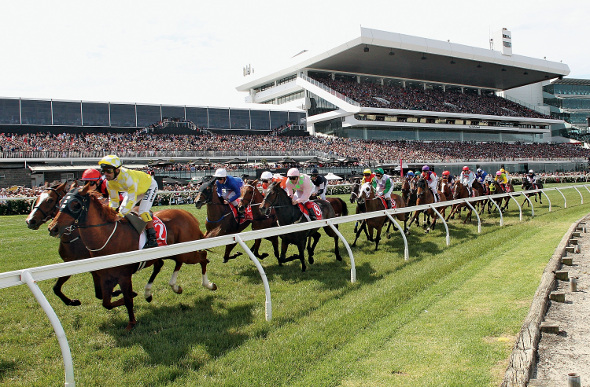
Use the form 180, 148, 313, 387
28, 164, 147, 172
237, 27, 570, 92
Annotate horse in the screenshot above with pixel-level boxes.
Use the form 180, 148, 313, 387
25, 181, 104, 306
521, 178, 544, 206
236, 179, 280, 261
352, 182, 407, 250
48, 185, 216, 330
349, 181, 372, 240
407, 177, 447, 233
194, 177, 251, 262
323, 197, 349, 218
260, 181, 342, 272
486, 180, 514, 213
445, 181, 479, 223
401, 177, 417, 207
438, 177, 452, 203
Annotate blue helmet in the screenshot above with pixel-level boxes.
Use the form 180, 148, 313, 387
406, 171, 415, 177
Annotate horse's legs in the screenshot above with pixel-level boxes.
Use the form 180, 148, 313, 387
278, 238, 289, 265
297, 240, 307, 272
374, 226, 382, 251
323, 225, 342, 261
164, 260, 184, 295
268, 236, 280, 261
198, 258, 217, 290
52, 276, 82, 306
223, 243, 242, 263
91, 272, 103, 300
307, 231, 321, 264
142, 259, 164, 302
250, 238, 267, 259
118, 276, 137, 331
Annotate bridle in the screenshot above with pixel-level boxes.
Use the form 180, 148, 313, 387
30, 187, 64, 223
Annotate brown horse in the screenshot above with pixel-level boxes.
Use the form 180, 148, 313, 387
26, 181, 103, 306
236, 180, 280, 261
48, 185, 216, 330
445, 181, 478, 223
350, 181, 371, 240
324, 197, 349, 218
487, 180, 513, 213
401, 177, 417, 207
194, 178, 251, 262
352, 182, 407, 250
438, 177, 452, 202
407, 177, 447, 233
260, 181, 342, 272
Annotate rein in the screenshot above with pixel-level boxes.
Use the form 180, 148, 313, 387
84, 222, 119, 252
31, 187, 64, 222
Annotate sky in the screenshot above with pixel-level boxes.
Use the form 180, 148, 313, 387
1, 0, 588, 108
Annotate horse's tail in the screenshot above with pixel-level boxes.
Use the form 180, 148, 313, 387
339, 198, 349, 216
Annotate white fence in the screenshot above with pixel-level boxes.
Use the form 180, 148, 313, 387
0, 185, 588, 386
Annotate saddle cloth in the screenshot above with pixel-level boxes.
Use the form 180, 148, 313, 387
297, 201, 323, 220
378, 196, 396, 209
138, 215, 168, 249
228, 200, 253, 224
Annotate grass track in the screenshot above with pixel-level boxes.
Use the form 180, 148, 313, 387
0, 185, 589, 386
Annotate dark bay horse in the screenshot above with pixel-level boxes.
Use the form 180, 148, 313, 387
407, 177, 447, 233
353, 182, 407, 250
48, 185, 216, 330
350, 181, 371, 240
324, 197, 349, 218
26, 181, 103, 306
487, 180, 514, 213
194, 178, 251, 262
237, 180, 280, 261
521, 178, 544, 206
260, 181, 342, 272
401, 177, 417, 207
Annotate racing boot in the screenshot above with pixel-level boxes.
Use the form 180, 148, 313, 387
144, 226, 159, 249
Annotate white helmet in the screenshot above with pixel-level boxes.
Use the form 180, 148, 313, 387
287, 168, 300, 177
529, 169, 534, 174
260, 171, 273, 180
476, 168, 482, 173
214, 168, 227, 178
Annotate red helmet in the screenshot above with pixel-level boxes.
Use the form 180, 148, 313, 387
80, 168, 101, 181
442, 170, 450, 176
462, 166, 470, 171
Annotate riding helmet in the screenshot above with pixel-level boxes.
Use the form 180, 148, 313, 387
422, 165, 429, 171
442, 170, 450, 176
80, 168, 101, 181
99, 154, 122, 169
363, 168, 371, 175
462, 166, 469, 171
287, 168, 300, 177
214, 168, 227, 178
311, 168, 319, 175
260, 171, 273, 180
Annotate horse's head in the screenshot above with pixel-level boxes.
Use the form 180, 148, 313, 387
260, 181, 288, 216
452, 181, 464, 199
194, 178, 215, 209
48, 184, 92, 238
238, 180, 258, 213
26, 181, 70, 230
357, 182, 374, 204
416, 178, 427, 198
349, 182, 361, 203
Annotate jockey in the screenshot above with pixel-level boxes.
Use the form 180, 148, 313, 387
495, 170, 508, 191
459, 166, 476, 197
475, 168, 488, 184
441, 170, 454, 190
99, 154, 159, 249
361, 168, 375, 185
527, 169, 538, 188
309, 168, 327, 200
259, 171, 274, 193
371, 168, 394, 208
421, 165, 439, 202
80, 168, 109, 198
500, 166, 511, 182
285, 168, 317, 220
214, 168, 243, 207
406, 170, 415, 180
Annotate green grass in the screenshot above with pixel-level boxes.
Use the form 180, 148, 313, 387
0, 184, 588, 386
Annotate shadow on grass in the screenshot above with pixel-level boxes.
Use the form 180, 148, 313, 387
0, 359, 17, 382
102, 294, 258, 372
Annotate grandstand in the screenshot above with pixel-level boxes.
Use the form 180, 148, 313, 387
237, 27, 569, 143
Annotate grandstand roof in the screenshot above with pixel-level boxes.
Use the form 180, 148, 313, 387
550, 78, 590, 86
237, 27, 570, 92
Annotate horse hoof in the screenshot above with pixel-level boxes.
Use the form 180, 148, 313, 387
308, 257, 315, 265
210, 283, 218, 291
68, 299, 82, 306
125, 322, 136, 331
112, 290, 122, 297
176, 286, 183, 295
258, 253, 269, 260
145, 295, 153, 303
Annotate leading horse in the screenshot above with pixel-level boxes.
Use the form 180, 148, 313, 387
194, 177, 251, 262
48, 185, 216, 330
521, 178, 544, 206
260, 181, 342, 272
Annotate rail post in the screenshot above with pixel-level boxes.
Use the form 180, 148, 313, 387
385, 212, 409, 260
326, 220, 356, 282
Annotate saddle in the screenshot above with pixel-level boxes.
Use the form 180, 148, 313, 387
228, 201, 252, 224
131, 214, 168, 249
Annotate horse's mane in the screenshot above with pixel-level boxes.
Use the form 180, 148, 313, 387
199, 178, 215, 192
88, 191, 120, 222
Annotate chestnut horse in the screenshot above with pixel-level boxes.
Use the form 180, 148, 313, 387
236, 180, 280, 261
260, 181, 342, 272
194, 178, 251, 262
48, 185, 216, 330
445, 181, 479, 223
353, 182, 407, 250
26, 181, 103, 306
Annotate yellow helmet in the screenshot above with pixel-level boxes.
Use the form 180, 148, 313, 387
99, 155, 122, 169
500, 168, 506, 173
363, 169, 371, 175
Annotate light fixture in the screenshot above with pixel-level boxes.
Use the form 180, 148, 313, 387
477, 64, 482, 68
363, 46, 369, 53
421, 54, 427, 60
501, 68, 507, 72
450, 60, 456, 64
389, 49, 395, 56
523, 71, 528, 75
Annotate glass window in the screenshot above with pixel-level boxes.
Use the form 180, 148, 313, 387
0, 98, 20, 124
21, 100, 51, 125
82, 102, 109, 126
289, 112, 306, 125
208, 108, 230, 129
250, 110, 270, 130
161, 105, 185, 121
186, 107, 208, 127
418, 129, 461, 141
270, 111, 288, 130
462, 131, 501, 142
136, 105, 161, 127
229, 109, 250, 129
52, 101, 82, 126
110, 103, 136, 127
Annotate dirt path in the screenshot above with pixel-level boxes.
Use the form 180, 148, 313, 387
529, 215, 590, 386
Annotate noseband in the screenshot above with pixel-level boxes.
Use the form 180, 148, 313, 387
31, 187, 64, 222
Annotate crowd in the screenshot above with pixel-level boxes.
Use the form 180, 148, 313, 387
311, 74, 549, 119
1, 132, 589, 165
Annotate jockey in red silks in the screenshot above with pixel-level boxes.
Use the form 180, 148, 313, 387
421, 165, 439, 202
